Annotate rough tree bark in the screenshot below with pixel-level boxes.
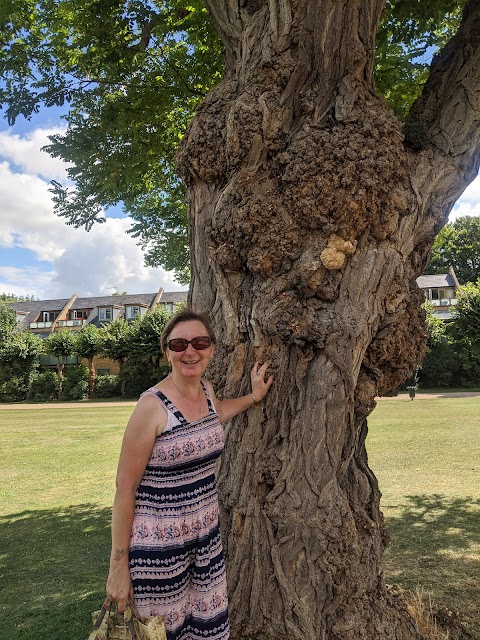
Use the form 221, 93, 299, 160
177, 1, 480, 638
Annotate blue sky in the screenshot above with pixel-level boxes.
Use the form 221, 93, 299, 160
0, 106, 479, 300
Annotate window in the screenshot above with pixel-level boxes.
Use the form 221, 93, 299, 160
42, 311, 57, 322
39, 354, 80, 366
71, 310, 88, 320
97, 368, 111, 376
99, 307, 113, 321
431, 288, 456, 304
126, 305, 140, 319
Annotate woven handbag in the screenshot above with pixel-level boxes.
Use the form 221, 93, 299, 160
88, 598, 166, 640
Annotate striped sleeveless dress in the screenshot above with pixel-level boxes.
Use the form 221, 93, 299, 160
129, 382, 230, 640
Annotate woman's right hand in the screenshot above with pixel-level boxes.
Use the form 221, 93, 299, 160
106, 562, 134, 613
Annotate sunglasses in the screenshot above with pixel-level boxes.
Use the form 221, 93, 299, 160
167, 336, 212, 352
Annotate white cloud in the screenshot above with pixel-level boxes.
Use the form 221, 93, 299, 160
0, 161, 80, 258
450, 200, 480, 222
448, 175, 480, 222
0, 129, 187, 299
49, 218, 186, 298
0, 127, 71, 182
456, 174, 480, 204
0, 214, 187, 299
0, 266, 55, 299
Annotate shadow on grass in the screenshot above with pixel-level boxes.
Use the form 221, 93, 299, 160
0, 504, 111, 640
382, 494, 480, 635
2, 497, 478, 638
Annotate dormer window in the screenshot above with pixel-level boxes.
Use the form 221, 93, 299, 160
70, 309, 89, 320
125, 305, 141, 319
42, 311, 59, 322
99, 307, 113, 321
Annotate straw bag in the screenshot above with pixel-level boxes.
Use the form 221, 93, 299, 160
88, 598, 166, 640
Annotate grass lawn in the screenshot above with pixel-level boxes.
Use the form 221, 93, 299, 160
368, 397, 480, 637
0, 406, 129, 640
0, 399, 479, 639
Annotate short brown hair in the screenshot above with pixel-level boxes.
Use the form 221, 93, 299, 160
160, 309, 217, 354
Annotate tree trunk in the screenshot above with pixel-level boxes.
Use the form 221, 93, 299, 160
177, 1, 480, 638
56, 360, 64, 400
88, 356, 96, 398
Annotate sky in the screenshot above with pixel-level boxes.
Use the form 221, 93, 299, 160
0, 107, 188, 300
0, 109, 479, 301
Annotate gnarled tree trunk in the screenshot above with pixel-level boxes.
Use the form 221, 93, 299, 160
177, 1, 480, 638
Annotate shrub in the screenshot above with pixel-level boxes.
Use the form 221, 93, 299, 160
95, 374, 121, 398
62, 364, 89, 401
28, 370, 58, 402
419, 339, 460, 388
0, 374, 28, 402
119, 358, 168, 398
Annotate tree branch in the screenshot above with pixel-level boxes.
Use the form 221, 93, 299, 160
405, 0, 480, 165
202, 0, 244, 68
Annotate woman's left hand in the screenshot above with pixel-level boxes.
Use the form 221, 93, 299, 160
250, 362, 273, 402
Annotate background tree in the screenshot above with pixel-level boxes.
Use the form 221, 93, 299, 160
2, 1, 480, 638
118, 307, 170, 397
75, 324, 104, 398
424, 215, 480, 283
0, 304, 44, 402
45, 329, 77, 400
418, 303, 459, 388
448, 279, 480, 384
129, 306, 170, 367
101, 317, 135, 373
0, 293, 36, 302
420, 289, 480, 388
0, 303, 19, 345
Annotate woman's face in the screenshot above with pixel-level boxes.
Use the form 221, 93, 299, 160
166, 320, 215, 379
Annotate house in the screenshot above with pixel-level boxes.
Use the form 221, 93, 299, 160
416, 266, 461, 320
8, 288, 188, 373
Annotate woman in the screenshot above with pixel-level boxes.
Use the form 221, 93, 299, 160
106, 309, 273, 640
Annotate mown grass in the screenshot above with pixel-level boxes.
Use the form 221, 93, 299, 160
0, 406, 129, 640
0, 399, 478, 639
368, 397, 480, 637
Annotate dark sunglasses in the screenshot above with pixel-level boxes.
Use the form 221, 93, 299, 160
167, 336, 212, 352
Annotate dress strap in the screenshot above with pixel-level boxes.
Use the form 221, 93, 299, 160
140, 388, 187, 428
150, 388, 189, 425
141, 382, 217, 426
200, 380, 217, 415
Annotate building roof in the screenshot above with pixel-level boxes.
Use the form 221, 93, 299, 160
416, 273, 457, 289
7, 290, 188, 330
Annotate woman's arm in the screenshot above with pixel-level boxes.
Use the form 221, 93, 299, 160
206, 361, 273, 423
106, 394, 166, 612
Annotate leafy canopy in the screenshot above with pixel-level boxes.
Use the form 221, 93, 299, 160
0, 293, 36, 302
75, 322, 103, 359
375, 0, 465, 119
451, 279, 480, 352
101, 316, 135, 363
45, 327, 77, 359
0, 0, 466, 279
424, 215, 480, 284
0, 303, 44, 366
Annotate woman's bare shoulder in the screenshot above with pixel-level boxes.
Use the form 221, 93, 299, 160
129, 391, 168, 435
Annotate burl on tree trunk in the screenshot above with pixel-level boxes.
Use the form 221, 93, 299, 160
177, 1, 480, 638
